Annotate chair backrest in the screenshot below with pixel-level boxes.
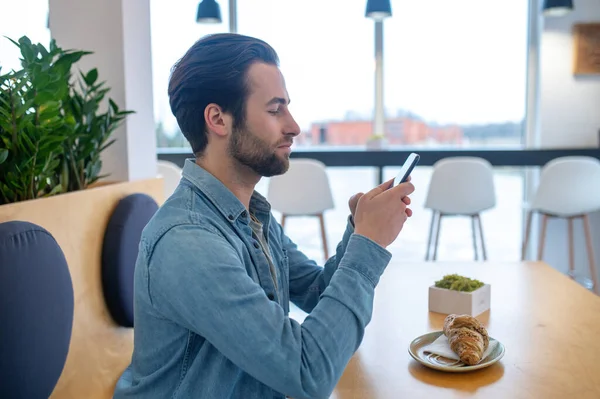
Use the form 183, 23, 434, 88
267, 159, 335, 215
0, 221, 74, 398
424, 157, 496, 214
157, 160, 182, 201
102, 193, 159, 328
532, 156, 600, 216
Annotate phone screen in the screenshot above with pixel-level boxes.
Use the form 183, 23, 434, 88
393, 153, 420, 186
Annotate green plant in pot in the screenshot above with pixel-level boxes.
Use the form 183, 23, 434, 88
0, 36, 133, 205
434, 274, 485, 292
0, 37, 75, 203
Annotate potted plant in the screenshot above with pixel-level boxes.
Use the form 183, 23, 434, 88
365, 134, 387, 150
428, 274, 491, 317
0, 36, 132, 205
0, 36, 163, 399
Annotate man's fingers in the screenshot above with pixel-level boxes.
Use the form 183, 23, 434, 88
406, 208, 413, 217
350, 192, 364, 202
388, 181, 415, 197
365, 178, 394, 198
402, 196, 411, 206
349, 192, 364, 210
378, 178, 395, 191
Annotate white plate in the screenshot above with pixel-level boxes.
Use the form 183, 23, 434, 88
408, 331, 505, 373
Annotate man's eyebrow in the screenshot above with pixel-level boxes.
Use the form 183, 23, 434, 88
266, 97, 291, 106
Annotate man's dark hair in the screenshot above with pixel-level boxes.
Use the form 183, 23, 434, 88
168, 33, 280, 155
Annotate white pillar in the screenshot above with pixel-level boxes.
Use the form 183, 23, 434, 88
229, 0, 237, 33
525, 0, 542, 150
373, 20, 385, 136
522, 0, 543, 259
48, 0, 157, 182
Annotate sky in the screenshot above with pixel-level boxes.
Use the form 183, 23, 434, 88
1, 0, 529, 133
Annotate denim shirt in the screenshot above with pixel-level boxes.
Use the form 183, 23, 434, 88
113, 159, 392, 399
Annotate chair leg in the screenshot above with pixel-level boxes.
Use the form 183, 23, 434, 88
281, 214, 287, 229
471, 215, 479, 261
425, 211, 438, 261
568, 217, 575, 279
537, 214, 549, 261
433, 213, 443, 261
476, 214, 487, 261
582, 215, 599, 295
521, 211, 533, 261
318, 213, 329, 260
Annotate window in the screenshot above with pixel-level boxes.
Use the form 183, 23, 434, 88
153, 1, 530, 262
150, 0, 230, 150
151, 0, 374, 150
237, 0, 374, 148
383, 0, 529, 148
0, 0, 50, 73
152, 1, 528, 150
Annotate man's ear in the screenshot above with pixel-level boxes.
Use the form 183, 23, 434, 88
204, 103, 232, 137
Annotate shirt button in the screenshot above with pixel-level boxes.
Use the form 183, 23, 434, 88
228, 215, 234, 220
241, 211, 247, 218
267, 293, 275, 301
253, 242, 260, 249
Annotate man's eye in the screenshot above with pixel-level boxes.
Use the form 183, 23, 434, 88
268, 109, 280, 115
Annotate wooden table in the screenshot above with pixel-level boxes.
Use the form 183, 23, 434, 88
323, 261, 600, 399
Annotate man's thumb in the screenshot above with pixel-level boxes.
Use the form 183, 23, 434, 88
349, 192, 364, 207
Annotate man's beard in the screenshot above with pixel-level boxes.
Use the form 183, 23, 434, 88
228, 125, 291, 177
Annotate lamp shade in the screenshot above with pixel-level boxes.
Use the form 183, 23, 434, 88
196, 0, 222, 23
365, 0, 392, 20
543, 0, 574, 16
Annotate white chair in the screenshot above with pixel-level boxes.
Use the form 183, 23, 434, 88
267, 159, 335, 259
157, 160, 182, 201
424, 157, 496, 261
521, 156, 600, 294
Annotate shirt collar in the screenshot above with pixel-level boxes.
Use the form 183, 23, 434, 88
181, 158, 271, 222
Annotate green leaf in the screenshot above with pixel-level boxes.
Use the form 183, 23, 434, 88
46, 183, 63, 196
108, 98, 119, 113
18, 36, 33, 48
35, 89, 59, 105
0, 119, 13, 133
1, 182, 15, 199
0, 148, 8, 164
19, 37, 35, 62
19, 130, 35, 150
6, 36, 20, 48
53, 52, 84, 76
0, 106, 11, 120
49, 39, 57, 53
99, 138, 116, 152
84, 68, 98, 86
37, 43, 49, 59
38, 100, 61, 115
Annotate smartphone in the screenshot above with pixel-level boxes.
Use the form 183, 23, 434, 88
392, 152, 420, 186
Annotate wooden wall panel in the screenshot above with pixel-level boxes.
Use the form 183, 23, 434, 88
0, 178, 164, 399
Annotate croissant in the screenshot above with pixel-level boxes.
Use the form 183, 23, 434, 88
443, 314, 490, 365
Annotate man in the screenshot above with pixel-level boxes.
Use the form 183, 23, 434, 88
114, 33, 414, 399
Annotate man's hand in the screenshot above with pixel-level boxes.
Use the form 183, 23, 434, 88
349, 176, 413, 219
348, 192, 364, 220
353, 177, 415, 248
